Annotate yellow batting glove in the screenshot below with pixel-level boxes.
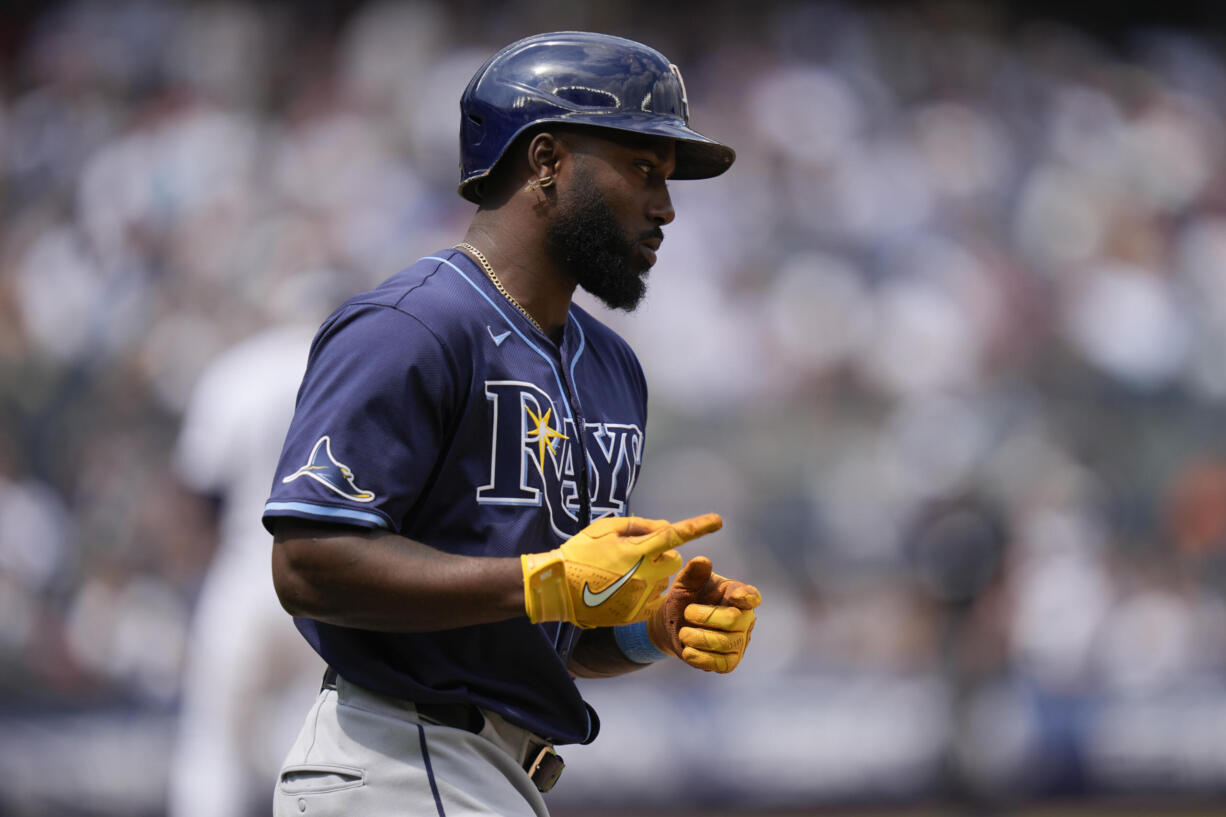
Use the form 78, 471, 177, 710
678, 602, 757, 673
644, 556, 761, 673
521, 513, 723, 629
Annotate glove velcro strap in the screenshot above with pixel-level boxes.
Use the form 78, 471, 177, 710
613, 620, 669, 664
521, 550, 573, 623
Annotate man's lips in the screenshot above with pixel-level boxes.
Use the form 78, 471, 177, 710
640, 235, 663, 267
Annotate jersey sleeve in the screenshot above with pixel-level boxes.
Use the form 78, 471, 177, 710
263, 303, 460, 533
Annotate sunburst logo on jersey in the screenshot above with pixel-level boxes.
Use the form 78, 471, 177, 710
525, 405, 568, 472
477, 380, 644, 538
282, 436, 376, 503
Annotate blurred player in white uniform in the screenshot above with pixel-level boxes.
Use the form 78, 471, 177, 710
168, 275, 343, 817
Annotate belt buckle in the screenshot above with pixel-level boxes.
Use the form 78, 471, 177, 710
524, 745, 564, 793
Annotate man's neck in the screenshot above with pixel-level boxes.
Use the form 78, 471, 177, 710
461, 217, 576, 341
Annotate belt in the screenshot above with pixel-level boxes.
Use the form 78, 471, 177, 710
320, 667, 564, 792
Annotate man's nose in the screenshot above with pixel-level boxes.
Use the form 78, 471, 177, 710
649, 185, 675, 225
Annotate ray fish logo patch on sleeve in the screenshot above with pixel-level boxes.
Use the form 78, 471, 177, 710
282, 436, 376, 502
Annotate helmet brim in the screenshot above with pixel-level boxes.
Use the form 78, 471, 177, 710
458, 114, 735, 203
590, 114, 737, 180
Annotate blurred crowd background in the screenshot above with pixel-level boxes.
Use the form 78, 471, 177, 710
4, 1, 1226, 815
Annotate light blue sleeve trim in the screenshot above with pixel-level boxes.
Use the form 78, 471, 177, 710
264, 500, 391, 529
613, 620, 669, 664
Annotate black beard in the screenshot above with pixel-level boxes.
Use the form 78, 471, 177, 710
546, 173, 652, 312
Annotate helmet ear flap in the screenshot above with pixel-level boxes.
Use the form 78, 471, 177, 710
466, 125, 554, 206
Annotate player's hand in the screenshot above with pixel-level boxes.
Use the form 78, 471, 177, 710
645, 556, 760, 673
521, 513, 722, 629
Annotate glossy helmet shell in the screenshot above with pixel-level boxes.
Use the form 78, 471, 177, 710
457, 31, 735, 203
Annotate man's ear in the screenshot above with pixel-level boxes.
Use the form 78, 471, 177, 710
526, 131, 564, 188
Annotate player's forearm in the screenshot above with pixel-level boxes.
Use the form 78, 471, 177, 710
568, 627, 652, 678
272, 520, 526, 632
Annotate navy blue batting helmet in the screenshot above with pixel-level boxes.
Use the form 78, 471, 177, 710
457, 31, 735, 204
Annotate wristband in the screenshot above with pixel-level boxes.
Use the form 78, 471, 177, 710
521, 550, 573, 624
613, 620, 669, 664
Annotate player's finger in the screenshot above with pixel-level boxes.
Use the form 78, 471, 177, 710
684, 603, 755, 631
648, 548, 683, 573
681, 646, 740, 674
711, 576, 762, 610
615, 516, 671, 537
669, 513, 723, 543
634, 514, 720, 559
674, 556, 714, 592
679, 626, 745, 654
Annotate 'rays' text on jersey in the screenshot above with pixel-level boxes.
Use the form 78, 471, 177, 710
477, 381, 642, 537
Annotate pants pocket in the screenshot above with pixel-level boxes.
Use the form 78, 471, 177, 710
278, 764, 366, 795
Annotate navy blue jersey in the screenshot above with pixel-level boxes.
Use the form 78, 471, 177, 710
263, 248, 647, 744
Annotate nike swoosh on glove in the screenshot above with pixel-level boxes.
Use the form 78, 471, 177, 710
521, 514, 722, 629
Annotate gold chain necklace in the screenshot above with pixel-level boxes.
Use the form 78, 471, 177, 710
454, 242, 544, 333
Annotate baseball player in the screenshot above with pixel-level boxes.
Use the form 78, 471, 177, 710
264, 32, 761, 817
170, 322, 324, 817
